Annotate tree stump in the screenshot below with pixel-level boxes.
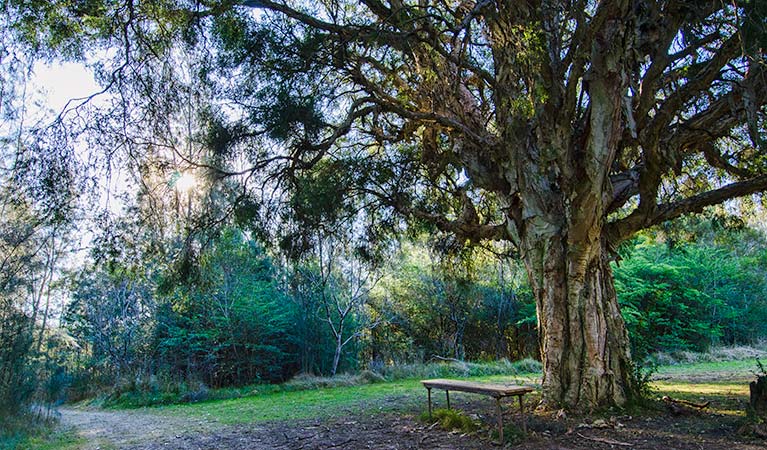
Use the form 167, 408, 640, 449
750, 375, 767, 418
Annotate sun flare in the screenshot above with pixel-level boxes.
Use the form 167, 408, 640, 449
174, 172, 197, 193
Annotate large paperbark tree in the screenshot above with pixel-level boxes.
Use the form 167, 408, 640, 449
7, 0, 767, 409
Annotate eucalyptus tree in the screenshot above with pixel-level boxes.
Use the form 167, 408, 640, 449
6, 0, 767, 409
303, 233, 380, 377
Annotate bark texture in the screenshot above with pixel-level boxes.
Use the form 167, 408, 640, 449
522, 236, 633, 409
751, 375, 767, 418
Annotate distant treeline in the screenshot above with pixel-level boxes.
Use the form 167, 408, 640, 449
3, 218, 767, 413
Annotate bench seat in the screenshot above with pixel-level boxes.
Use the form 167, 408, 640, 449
421, 379, 534, 397
421, 378, 535, 445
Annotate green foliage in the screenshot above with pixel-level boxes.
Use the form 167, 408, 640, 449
626, 359, 657, 407
742, 0, 767, 61
0, 419, 82, 450
154, 228, 297, 386
419, 408, 478, 433
614, 230, 767, 359
289, 159, 354, 231
615, 249, 722, 355
370, 242, 538, 363
0, 309, 36, 417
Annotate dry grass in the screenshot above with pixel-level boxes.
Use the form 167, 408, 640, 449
652, 342, 767, 366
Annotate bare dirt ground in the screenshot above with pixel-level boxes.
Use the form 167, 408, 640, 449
59, 408, 217, 449
60, 380, 766, 449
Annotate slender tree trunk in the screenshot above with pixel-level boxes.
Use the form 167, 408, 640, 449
521, 231, 633, 409
331, 334, 342, 376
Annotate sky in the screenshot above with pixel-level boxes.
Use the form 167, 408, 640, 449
32, 60, 101, 114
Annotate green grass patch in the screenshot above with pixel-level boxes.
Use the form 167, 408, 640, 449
419, 408, 478, 433
158, 379, 423, 423
84, 358, 759, 430
100, 371, 388, 409
655, 359, 762, 379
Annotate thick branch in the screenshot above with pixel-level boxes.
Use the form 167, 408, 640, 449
607, 174, 767, 243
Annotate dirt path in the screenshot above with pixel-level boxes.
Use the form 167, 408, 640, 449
59, 407, 222, 449
59, 407, 480, 450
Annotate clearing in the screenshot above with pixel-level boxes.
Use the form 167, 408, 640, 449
50, 360, 765, 449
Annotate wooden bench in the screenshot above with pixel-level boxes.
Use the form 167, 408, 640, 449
421, 378, 534, 445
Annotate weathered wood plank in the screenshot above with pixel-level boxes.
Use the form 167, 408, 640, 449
421, 379, 534, 398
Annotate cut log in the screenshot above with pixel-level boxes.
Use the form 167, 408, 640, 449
662, 396, 708, 416
661, 395, 710, 409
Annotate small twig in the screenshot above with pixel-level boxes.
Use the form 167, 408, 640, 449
577, 433, 633, 447
296, 432, 320, 441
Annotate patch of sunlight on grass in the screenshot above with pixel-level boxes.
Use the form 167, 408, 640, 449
653, 381, 749, 396
653, 380, 750, 417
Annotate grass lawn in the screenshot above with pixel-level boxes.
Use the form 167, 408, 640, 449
656, 359, 757, 380
156, 373, 541, 424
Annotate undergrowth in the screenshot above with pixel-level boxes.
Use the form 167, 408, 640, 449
0, 416, 82, 450
651, 342, 767, 366
419, 408, 478, 433
378, 358, 541, 381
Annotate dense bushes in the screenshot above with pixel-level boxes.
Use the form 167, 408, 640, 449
0, 308, 36, 418
154, 229, 297, 386
614, 228, 767, 359
368, 244, 538, 364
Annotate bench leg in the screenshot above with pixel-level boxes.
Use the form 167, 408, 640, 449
518, 395, 526, 433
445, 390, 450, 409
496, 397, 504, 445
427, 388, 432, 419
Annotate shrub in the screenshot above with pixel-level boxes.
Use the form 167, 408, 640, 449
419, 408, 478, 433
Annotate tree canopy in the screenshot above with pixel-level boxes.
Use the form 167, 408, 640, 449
4, 0, 767, 409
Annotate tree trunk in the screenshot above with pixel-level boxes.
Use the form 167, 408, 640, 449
521, 233, 634, 410
331, 335, 342, 376
751, 375, 767, 418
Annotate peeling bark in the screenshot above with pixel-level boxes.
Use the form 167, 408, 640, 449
521, 232, 633, 409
